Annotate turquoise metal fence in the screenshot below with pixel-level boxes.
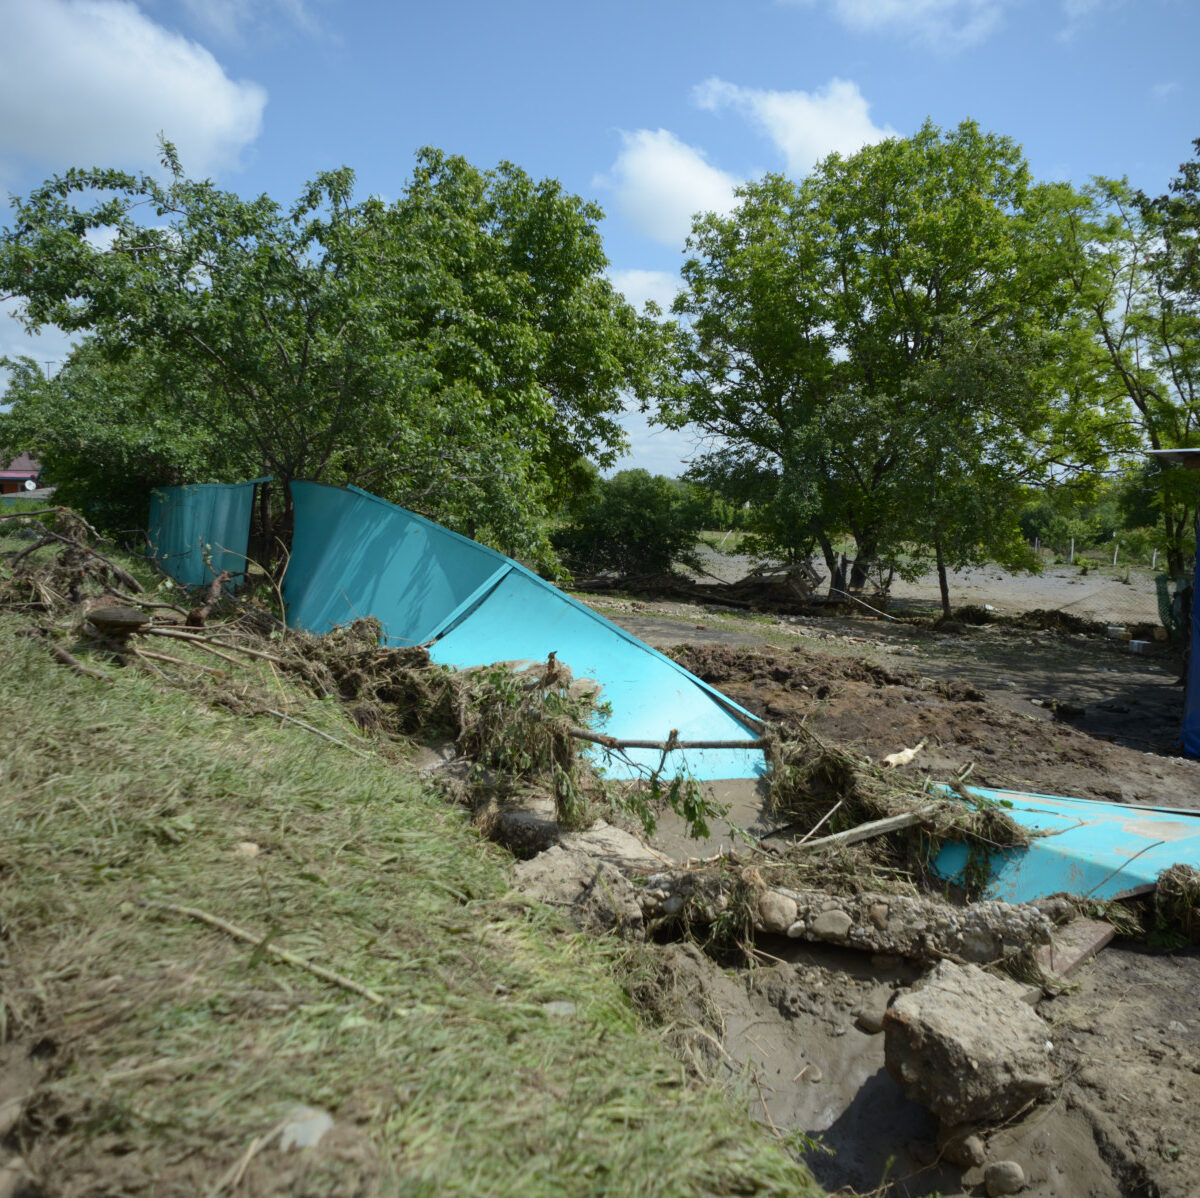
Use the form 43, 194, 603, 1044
933, 786, 1200, 902
147, 478, 269, 587
284, 482, 766, 781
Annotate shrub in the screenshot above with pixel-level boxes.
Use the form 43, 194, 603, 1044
553, 469, 709, 576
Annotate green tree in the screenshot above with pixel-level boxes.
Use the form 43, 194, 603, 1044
661, 120, 1086, 608
1052, 172, 1200, 575
552, 469, 709, 576
0, 144, 669, 567
0, 345, 245, 533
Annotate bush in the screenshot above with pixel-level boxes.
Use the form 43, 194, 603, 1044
553, 470, 708, 576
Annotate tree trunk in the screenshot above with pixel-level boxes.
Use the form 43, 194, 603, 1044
816, 531, 838, 595
935, 539, 952, 621
849, 540, 876, 591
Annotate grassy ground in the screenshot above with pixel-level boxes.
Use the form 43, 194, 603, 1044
0, 598, 820, 1195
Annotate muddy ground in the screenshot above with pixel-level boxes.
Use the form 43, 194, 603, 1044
576, 591, 1200, 1198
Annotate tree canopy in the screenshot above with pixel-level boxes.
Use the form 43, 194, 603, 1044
660, 120, 1089, 607
0, 144, 669, 566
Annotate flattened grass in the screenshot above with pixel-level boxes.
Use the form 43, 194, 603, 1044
0, 614, 820, 1196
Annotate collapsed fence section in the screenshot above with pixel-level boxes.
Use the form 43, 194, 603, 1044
147, 477, 270, 587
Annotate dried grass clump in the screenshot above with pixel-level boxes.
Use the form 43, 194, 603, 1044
277, 621, 604, 827
1155, 864, 1200, 944
762, 723, 1029, 897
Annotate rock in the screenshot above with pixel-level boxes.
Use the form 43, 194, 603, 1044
855, 992, 890, 1035
279, 1105, 334, 1151
938, 1124, 987, 1167
758, 890, 798, 934
884, 961, 1056, 1127
541, 1001, 577, 1017
235, 840, 260, 858
811, 908, 854, 939
985, 1159, 1026, 1195
771, 888, 1050, 963
512, 846, 644, 936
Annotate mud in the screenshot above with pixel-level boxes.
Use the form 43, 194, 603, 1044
565, 594, 1200, 1196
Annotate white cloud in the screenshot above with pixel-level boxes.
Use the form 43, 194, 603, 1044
0, 299, 79, 390
694, 77, 894, 174
609, 404, 699, 480
783, 0, 1011, 51
1152, 81, 1180, 101
608, 269, 681, 314
179, 0, 321, 42
599, 129, 740, 247
0, 0, 266, 177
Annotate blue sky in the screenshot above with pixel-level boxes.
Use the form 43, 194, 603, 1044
1, 0, 1197, 474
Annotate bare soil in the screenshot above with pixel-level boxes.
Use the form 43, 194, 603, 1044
578, 590, 1200, 1197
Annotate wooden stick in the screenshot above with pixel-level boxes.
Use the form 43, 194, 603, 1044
796, 799, 843, 845
142, 626, 287, 664
44, 640, 112, 683
142, 630, 245, 668
568, 727, 767, 751
134, 646, 226, 675
141, 900, 398, 1012
792, 807, 933, 851
0, 508, 62, 520
263, 708, 372, 759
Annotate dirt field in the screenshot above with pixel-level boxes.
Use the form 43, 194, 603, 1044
576, 589, 1200, 1198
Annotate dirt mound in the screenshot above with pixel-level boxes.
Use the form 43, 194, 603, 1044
1009, 607, 1109, 636
670, 643, 919, 691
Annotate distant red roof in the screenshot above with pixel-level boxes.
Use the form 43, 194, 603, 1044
0, 453, 41, 480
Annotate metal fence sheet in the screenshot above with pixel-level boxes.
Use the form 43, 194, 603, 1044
147, 479, 267, 587
285, 483, 516, 646
283, 481, 764, 780
933, 785, 1200, 901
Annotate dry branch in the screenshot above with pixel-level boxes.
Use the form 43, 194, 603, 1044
187, 570, 232, 627
792, 807, 934, 851
568, 727, 767, 751
263, 708, 372, 758
39, 637, 112, 683
141, 900, 402, 1013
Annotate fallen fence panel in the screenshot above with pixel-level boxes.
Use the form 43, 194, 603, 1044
933, 785, 1200, 901
283, 482, 766, 781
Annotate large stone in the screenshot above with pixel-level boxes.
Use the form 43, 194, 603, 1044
758, 890, 798, 934
984, 1159, 1026, 1195
512, 846, 644, 936
884, 961, 1056, 1127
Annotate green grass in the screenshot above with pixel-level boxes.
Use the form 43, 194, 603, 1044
0, 612, 820, 1197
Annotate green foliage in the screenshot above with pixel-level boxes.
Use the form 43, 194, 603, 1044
663, 119, 1087, 586
0, 612, 820, 1197
1053, 171, 1200, 574
553, 469, 710, 576
0, 346, 247, 534
0, 143, 671, 566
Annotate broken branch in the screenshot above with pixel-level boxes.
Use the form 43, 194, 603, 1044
568, 728, 767, 751
793, 807, 934, 851
141, 900, 401, 1013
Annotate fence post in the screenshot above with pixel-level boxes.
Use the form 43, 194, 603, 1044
1069, 537, 1074, 564
1113, 542, 1119, 567
1152, 548, 1158, 569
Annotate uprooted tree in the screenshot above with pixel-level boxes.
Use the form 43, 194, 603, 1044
0, 142, 673, 568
